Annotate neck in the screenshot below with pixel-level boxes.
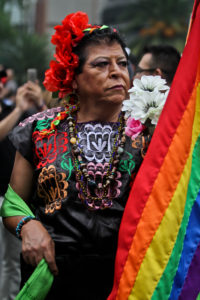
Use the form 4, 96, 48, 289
77, 102, 122, 123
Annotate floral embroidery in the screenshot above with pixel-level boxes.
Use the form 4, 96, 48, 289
37, 165, 68, 214
118, 151, 136, 176
34, 119, 53, 132
19, 107, 63, 127
77, 123, 117, 163
61, 151, 74, 181
132, 134, 151, 158
76, 162, 122, 209
33, 130, 68, 169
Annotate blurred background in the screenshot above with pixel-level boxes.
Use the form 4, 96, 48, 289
0, 0, 194, 85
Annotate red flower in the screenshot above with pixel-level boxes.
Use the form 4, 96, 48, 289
62, 12, 89, 45
43, 11, 90, 98
52, 12, 89, 48
55, 45, 79, 67
43, 60, 75, 98
51, 29, 72, 49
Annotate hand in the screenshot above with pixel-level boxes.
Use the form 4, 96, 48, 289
15, 82, 45, 112
25, 81, 45, 109
21, 219, 59, 276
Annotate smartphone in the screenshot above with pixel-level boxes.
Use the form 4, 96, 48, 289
27, 68, 37, 82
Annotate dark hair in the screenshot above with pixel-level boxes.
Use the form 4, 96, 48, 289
73, 27, 128, 74
142, 45, 181, 84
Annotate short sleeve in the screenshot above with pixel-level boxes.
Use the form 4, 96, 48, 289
8, 107, 63, 164
9, 121, 34, 164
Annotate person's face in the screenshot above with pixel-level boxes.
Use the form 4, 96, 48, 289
73, 42, 130, 105
134, 53, 156, 80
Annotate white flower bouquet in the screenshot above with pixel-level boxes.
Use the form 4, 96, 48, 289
122, 75, 169, 139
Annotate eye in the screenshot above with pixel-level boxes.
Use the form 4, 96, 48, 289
95, 61, 109, 68
118, 61, 128, 67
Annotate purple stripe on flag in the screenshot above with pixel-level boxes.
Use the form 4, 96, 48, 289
179, 242, 200, 300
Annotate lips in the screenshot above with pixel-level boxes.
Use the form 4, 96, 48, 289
109, 85, 124, 90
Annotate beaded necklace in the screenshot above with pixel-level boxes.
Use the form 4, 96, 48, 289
66, 106, 126, 210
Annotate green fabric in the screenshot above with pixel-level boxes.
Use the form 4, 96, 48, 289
196, 293, 200, 300
15, 258, 54, 300
0, 185, 34, 217
152, 137, 200, 299
0, 185, 54, 300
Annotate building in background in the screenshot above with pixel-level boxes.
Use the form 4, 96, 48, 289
34, 0, 108, 36
6, 0, 108, 35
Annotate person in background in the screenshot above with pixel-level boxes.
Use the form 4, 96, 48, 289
0, 77, 46, 300
134, 44, 181, 86
126, 47, 137, 82
1, 12, 151, 300
0, 68, 18, 106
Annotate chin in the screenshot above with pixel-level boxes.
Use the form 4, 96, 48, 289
104, 97, 125, 105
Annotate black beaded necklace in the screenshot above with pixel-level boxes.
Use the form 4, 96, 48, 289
67, 106, 126, 210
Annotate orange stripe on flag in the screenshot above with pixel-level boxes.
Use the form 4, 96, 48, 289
116, 88, 197, 300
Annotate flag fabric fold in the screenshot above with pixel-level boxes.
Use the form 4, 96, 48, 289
108, 0, 200, 299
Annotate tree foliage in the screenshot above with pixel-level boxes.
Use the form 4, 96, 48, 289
102, 0, 193, 57
0, 0, 50, 85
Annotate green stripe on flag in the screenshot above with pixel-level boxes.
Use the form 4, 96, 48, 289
152, 136, 200, 300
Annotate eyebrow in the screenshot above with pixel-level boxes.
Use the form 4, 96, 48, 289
91, 55, 127, 61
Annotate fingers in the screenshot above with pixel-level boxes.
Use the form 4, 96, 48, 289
21, 220, 59, 275
43, 240, 59, 276
22, 240, 58, 275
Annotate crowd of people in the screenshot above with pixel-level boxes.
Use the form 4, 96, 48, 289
0, 11, 181, 300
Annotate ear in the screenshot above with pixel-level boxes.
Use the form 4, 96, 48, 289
154, 68, 163, 77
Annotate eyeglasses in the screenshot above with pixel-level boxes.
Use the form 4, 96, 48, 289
135, 66, 156, 74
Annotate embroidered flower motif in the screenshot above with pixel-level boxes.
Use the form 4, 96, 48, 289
122, 75, 169, 126
33, 131, 68, 169
61, 151, 74, 181
131, 134, 151, 158
125, 117, 145, 140
78, 123, 117, 163
76, 162, 122, 210
118, 151, 136, 176
37, 165, 68, 214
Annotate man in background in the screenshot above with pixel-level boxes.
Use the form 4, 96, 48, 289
134, 45, 181, 86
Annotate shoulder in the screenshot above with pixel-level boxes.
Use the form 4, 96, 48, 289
18, 107, 64, 128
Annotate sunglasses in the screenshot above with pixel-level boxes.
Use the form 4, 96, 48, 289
135, 66, 156, 74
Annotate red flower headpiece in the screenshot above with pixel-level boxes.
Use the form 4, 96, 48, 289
43, 12, 107, 99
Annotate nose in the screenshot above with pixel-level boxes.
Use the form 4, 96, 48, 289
109, 62, 121, 78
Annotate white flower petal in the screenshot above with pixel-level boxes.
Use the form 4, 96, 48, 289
122, 75, 169, 125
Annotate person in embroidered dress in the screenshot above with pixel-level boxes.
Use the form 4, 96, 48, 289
1, 12, 151, 300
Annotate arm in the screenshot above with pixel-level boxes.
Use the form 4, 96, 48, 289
0, 106, 24, 141
0, 82, 47, 141
3, 151, 58, 275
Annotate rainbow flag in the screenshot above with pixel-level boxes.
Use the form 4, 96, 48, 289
108, 0, 200, 299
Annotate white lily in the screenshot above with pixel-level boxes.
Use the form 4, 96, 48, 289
122, 75, 169, 126
129, 75, 169, 94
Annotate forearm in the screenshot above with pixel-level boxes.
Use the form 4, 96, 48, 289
3, 215, 26, 236
0, 106, 23, 141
